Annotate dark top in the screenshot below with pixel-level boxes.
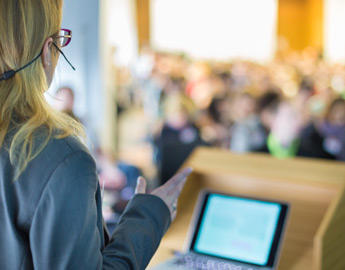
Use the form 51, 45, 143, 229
154, 123, 203, 185
0, 134, 170, 269
297, 123, 336, 160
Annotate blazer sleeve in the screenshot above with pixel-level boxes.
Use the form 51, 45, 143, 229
29, 150, 171, 270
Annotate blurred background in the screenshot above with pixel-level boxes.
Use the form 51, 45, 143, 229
48, 0, 345, 229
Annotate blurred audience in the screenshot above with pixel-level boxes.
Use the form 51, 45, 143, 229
117, 49, 345, 165
71, 48, 345, 225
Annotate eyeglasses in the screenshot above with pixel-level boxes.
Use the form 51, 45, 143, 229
53, 29, 72, 48
0, 28, 76, 82
52, 29, 75, 71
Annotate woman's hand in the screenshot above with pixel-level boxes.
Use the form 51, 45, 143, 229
135, 167, 193, 221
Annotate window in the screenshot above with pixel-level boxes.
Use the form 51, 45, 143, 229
324, 0, 345, 62
151, 0, 278, 61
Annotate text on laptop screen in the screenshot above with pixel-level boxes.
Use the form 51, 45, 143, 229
192, 194, 282, 266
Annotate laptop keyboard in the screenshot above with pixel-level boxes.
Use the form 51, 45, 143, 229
172, 253, 257, 270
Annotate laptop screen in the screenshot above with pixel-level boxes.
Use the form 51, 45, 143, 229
190, 192, 289, 267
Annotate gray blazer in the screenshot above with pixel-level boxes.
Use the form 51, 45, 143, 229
0, 134, 171, 269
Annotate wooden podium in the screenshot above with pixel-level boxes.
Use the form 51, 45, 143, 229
148, 147, 345, 270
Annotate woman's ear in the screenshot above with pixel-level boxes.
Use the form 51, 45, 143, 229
41, 37, 56, 86
41, 37, 54, 69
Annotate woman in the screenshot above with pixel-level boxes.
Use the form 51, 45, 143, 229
0, 1, 192, 269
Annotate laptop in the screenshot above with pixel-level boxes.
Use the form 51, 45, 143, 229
152, 191, 289, 270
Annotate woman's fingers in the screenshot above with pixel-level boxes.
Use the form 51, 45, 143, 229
135, 176, 147, 194
165, 167, 193, 194
150, 167, 193, 221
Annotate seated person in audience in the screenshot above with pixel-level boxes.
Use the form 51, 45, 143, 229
53, 86, 80, 121
292, 77, 315, 125
318, 98, 345, 161
154, 93, 203, 184
203, 95, 231, 147
231, 91, 281, 153
230, 92, 258, 152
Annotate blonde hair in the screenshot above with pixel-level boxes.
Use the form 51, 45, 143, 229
163, 92, 196, 119
0, 0, 84, 179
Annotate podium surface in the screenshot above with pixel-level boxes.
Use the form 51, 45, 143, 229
148, 147, 345, 270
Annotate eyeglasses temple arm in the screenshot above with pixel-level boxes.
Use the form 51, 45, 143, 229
53, 43, 76, 71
